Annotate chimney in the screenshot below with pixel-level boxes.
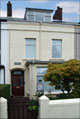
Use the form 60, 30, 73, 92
7, 1, 12, 17
53, 7, 62, 21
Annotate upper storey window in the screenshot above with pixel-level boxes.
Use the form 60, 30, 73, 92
25, 39, 36, 58
52, 40, 62, 58
25, 8, 53, 22
35, 12, 44, 21
28, 11, 34, 21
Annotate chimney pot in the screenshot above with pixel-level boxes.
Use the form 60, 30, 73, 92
7, 1, 12, 17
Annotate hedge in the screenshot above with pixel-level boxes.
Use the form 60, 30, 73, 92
0, 84, 10, 99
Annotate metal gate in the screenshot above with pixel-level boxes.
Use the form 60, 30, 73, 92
8, 97, 37, 119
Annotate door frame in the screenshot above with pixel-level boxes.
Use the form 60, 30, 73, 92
11, 69, 25, 97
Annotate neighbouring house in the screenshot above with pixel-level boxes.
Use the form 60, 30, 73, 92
0, 1, 80, 98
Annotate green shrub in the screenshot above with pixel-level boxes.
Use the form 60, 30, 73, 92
28, 92, 44, 116
0, 84, 10, 99
28, 99, 38, 112
47, 93, 75, 100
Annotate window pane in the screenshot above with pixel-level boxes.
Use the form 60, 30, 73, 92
26, 39, 36, 44
52, 40, 62, 45
37, 75, 54, 92
13, 77, 17, 87
44, 81, 54, 92
45, 16, 51, 22
13, 71, 22, 75
37, 68, 54, 92
26, 45, 36, 58
19, 77, 23, 86
37, 68, 62, 93
45, 13, 51, 16
35, 12, 44, 21
37, 68, 47, 75
27, 11, 34, 15
28, 15, 34, 21
52, 40, 62, 58
25, 39, 36, 58
52, 45, 62, 58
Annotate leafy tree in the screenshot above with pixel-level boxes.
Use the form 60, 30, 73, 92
44, 59, 80, 97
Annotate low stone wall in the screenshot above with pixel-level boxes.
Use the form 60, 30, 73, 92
0, 97, 8, 119
39, 95, 80, 119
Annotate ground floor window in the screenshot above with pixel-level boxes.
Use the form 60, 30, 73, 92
37, 67, 61, 93
37, 67, 54, 93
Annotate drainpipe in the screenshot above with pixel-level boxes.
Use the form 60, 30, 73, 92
39, 22, 42, 60
3, 66, 5, 84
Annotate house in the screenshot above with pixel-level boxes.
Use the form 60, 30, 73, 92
0, 1, 80, 98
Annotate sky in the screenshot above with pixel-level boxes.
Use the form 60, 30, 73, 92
0, 0, 80, 22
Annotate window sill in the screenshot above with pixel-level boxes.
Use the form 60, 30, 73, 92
49, 58, 64, 61
22, 58, 39, 61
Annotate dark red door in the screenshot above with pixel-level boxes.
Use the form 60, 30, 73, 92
11, 70, 24, 96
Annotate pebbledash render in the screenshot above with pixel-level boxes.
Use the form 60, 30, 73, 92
0, 2, 80, 98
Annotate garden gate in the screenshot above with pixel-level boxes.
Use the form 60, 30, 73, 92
8, 97, 37, 119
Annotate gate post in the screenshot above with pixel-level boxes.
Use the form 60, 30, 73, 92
39, 95, 49, 119
0, 97, 8, 119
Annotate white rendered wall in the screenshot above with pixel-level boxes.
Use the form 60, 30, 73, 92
74, 27, 80, 60
39, 95, 80, 119
0, 97, 8, 119
5, 21, 80, 97
8, 22, 76, 79
8, 22, 75, 67
1, 23, 8, 83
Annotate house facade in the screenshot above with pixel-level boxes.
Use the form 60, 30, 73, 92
0, 2, 80, 98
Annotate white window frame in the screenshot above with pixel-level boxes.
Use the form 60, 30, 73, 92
27, 11, 35, 21
44, 12, 51, 22
36, 66, 62, 94
52, 39, 62, 59
27, 11, 52, 22
36, 67, 54, 93
25, 38, 36, 59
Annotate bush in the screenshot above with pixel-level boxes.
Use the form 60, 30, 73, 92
28, 99, 38, 113
56, 94, 74, 99
28, 92, 44, 116
0, 84, 10, 99
47, 93, 75, 100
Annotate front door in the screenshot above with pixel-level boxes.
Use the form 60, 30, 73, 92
11, 70, 24, 96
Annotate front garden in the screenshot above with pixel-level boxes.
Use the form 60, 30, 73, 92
28, 59, 80, 116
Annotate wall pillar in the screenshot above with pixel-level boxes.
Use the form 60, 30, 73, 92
0, 97, 8, 119
39, 95, 49, 119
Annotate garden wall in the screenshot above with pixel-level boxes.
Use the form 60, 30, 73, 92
0, 97, 8, 119
39, 95, 80, 119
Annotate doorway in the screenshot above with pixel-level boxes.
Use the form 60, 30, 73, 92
11, 70, 24, 96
